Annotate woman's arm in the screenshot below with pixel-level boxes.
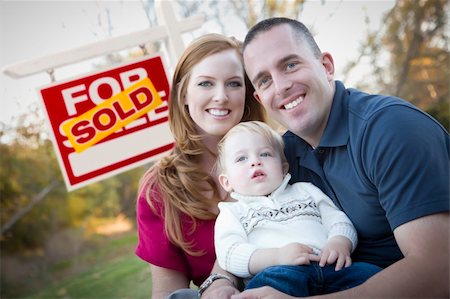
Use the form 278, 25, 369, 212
201, 260, 241, 299
150, 264, 190, 299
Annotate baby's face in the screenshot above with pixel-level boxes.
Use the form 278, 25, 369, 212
219, 131, 284, 196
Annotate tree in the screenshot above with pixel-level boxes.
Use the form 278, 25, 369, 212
174, 0, 306, 33
0, 105, 144, 252
346, 0, 449, 130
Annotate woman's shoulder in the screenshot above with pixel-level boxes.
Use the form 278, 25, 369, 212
137, 172, 164, 217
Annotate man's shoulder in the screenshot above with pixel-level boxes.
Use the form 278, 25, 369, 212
346, 88, 414, 120
282, 130, 308, 146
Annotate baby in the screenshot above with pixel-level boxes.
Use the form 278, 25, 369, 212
214, 121, 380, 296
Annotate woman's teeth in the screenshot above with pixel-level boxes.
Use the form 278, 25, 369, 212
209, 109, 229, 116
284, 97, 304, 110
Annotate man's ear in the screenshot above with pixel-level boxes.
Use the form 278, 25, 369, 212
218, 174, 233, 192
253, 90, 262, 103
320, 52, 335, 81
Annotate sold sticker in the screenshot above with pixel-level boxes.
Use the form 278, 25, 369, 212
61, 77, 162, 153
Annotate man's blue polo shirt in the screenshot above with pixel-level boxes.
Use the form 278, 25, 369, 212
284, 80, 449, 268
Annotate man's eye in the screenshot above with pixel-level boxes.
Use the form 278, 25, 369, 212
286, 62, 297, 70
258, 77, 271, 88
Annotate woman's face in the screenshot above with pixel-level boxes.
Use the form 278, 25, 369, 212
184, 49, 246, 137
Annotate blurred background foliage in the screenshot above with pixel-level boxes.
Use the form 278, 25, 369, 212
1, 0, 448, 298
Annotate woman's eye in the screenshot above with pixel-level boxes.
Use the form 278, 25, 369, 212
198, 81, 212, 87
228, 81, 242, 88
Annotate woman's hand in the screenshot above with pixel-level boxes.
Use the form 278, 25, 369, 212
201, 278, 240, 299
231, 286, 297, 299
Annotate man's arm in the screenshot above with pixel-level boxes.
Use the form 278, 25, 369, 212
233, 212, 450, 299
327, 212, 449, 298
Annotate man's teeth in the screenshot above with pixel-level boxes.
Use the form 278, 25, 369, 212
209, 109, 229, 116
284, 97, 304, 110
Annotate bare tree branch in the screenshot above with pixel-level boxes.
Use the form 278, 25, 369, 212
1, 179, 61, 235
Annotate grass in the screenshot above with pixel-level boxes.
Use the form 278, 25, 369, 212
28, 253, 151, 299
2, 230, 152, 299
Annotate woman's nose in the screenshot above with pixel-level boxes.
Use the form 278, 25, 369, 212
213, 86, 228, 102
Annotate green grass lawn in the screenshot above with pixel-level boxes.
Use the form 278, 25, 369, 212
28, 253, 151, 299
4, 231, 153, 299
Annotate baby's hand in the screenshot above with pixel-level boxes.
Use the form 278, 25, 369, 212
277, 243, 320, 265
319, 236, 352, 270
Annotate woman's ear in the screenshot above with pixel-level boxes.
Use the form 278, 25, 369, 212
218, 174, 233, 192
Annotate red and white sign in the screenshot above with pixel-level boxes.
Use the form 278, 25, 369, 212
39, 55, 174, 191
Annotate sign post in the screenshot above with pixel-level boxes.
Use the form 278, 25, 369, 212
2, 1, 204, 190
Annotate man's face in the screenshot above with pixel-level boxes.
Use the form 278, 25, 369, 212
244, 24, 335, 146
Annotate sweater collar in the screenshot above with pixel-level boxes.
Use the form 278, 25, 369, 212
230, 173, 291, 202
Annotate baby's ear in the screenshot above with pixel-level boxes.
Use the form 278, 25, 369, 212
218, 174, 233, 192
282, 161, 290, 175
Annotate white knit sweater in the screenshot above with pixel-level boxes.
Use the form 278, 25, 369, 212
215, 174, 357, 278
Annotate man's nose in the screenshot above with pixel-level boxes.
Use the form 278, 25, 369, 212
273, 73, 292, 96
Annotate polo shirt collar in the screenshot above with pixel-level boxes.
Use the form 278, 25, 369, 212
318, 80, 349, 148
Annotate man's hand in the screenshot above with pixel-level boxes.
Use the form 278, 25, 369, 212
319, 236, 352, 270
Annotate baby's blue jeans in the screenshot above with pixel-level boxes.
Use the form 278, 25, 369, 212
246, 262, 381, 296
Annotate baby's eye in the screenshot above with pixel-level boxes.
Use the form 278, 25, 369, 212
198, 81, 213, 87
260, 152, 272, 157
235, 156, 247, 163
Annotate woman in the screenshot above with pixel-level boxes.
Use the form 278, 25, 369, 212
136, 33, 266, 299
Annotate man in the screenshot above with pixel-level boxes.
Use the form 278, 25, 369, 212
234, 17, 449, 298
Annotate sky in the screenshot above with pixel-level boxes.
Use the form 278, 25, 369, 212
0, 0, 396, 127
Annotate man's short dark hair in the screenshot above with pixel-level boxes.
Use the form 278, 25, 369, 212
243, 17, 322, 58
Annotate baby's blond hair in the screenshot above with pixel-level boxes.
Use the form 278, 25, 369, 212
217, 121, 289, 175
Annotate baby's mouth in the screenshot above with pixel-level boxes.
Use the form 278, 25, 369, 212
252, 170, 265, 178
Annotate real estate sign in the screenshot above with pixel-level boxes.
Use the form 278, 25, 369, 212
39, 55, 173, 191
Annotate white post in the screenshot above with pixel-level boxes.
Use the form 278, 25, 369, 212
2, 2, 204, 79
155, 0, 189, 64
